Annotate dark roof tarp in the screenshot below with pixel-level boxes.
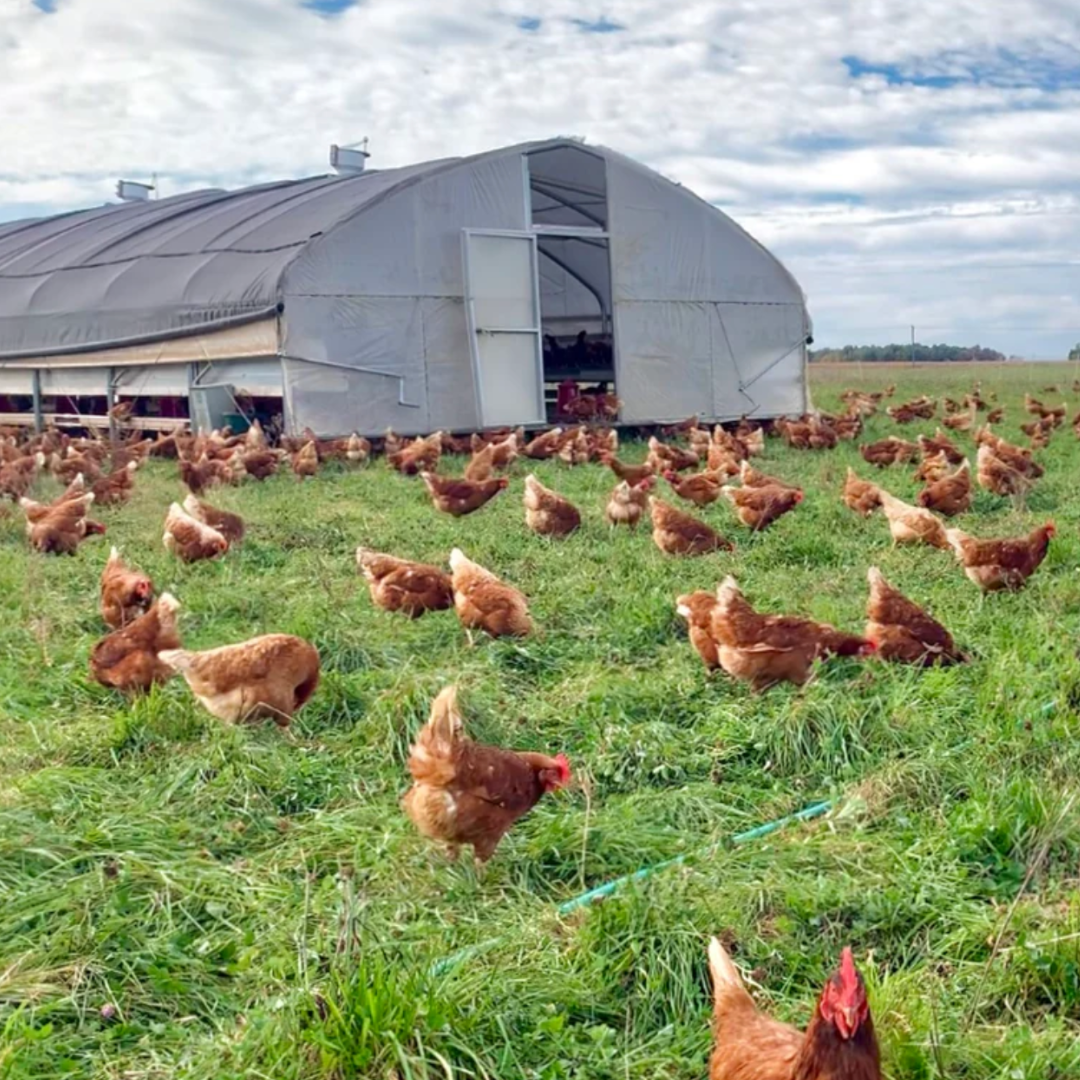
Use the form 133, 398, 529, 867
0, 159, 455, 359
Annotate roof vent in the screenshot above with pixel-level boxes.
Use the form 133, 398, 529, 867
115, 180, 154, 202
330, 140, 370, 177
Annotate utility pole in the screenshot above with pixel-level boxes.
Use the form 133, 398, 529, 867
910, 325, 916, 367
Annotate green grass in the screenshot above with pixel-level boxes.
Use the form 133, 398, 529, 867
3, 361, 1080, 1079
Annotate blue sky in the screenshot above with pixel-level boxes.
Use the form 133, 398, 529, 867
5, 0, 1080, 356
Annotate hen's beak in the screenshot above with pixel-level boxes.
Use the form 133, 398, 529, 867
834, 1006, 859, 1040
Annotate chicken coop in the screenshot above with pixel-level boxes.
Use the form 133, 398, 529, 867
0, 138, 811, 436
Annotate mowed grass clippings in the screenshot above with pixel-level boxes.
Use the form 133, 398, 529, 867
1, 361, 1080, 1079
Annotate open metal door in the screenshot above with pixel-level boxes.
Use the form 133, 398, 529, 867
463, 230, 546, 427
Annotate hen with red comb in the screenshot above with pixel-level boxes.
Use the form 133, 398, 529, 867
708, 937, 881, 1080
403, 686, 572, 864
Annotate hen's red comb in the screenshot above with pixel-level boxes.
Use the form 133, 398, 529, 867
838, 946, 859, 993
554, 753, 572, 783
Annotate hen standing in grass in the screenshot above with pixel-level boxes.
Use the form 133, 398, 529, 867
158, 634, 320, 726
841, 469, 881, 517
650, 497, 733, 555
402, 686, 571, 864
449, 548, 532, 638
90, 593, 181, 693
523, 474, 581, 537
356, 548, 453, 618
945, 523, 1054, 591
865, 567, 965, 665
421, 472, 508, 517
605, 478, 653, 529
163, 502, 229, 562
100, 547, 154, 629
711, 577, 874, 691
708, 938, 881, 1080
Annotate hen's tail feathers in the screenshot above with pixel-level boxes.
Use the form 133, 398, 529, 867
157, 647, 191, 672
182, 492, 202, 518
708, 938, 748, 1012
425, 685, 462, 748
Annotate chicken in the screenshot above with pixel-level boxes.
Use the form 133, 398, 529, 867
356, 548, 453, 618
488, 432, 520, 469
647, 436, 698, 473
738, 427, 765, 456
90, 462, 138, 506
21, 492, 104, 555
976, 443, 1031, 498
807, 415, 838, 450
346, 432, 371, 464
738, 460, 798, 491
664, 468, 723, 506
182, 493, 245, 545
557, 427, 591, 467
242, 448, 283, 480
913, 451, 951, 484
523, 474, 581, 538
918, 430, 965, 465
986, 407, 1004, 424
100, 547, 154, 629
675, 591, 720, 671
292, 441, 319, 479
916, 459, 971, 517
722, 484, 802, 531
520, 428, 564, 460
402, 686, 571, 863
711, 576, 874, 690
245, 418, 268, 450
159, 635, 321, 726
945, 523, 1054, 591
650, 497, 733, 556
877, 488, 949, 549
0, 454, 39, 500
859, 437, 919, 468
865, 567, 964, 666
599, 452, 655, 486
706, 444, 742, 476
90, 593, 181, 693
942, 409, 975, 432
449, 548, 532, 637
163, 502, 229, 563
842, 468, 881, 516
421, 472, 508, 517
390, 433, 442, 475
708, 938, 881, 1080
464, 443, 495, 481
977, 432, 1043, 479
180, 452, 230, 495
605, 478, 653, 529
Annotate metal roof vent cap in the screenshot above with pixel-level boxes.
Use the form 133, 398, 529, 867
330, 140, 370, 177
115, 180, 154, 202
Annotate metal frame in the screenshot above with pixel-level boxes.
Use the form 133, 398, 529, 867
461, 228, 546, 427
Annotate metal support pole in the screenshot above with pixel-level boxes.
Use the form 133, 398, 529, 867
911, 325, 916, 366
31, 369, 43, 433
106, 367, 117, 443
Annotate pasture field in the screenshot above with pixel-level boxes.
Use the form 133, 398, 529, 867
2, 362, 1080, 1079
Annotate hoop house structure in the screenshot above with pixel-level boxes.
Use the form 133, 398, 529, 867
0, 139, 811, 434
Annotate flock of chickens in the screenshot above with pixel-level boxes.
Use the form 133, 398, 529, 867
1, 379, 1070, 1080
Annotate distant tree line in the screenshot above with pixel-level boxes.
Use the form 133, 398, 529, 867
809, 343, 1006, 363
1070, 343, 1080, 361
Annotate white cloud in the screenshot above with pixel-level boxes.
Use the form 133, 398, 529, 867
3, 0, 1080, 355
